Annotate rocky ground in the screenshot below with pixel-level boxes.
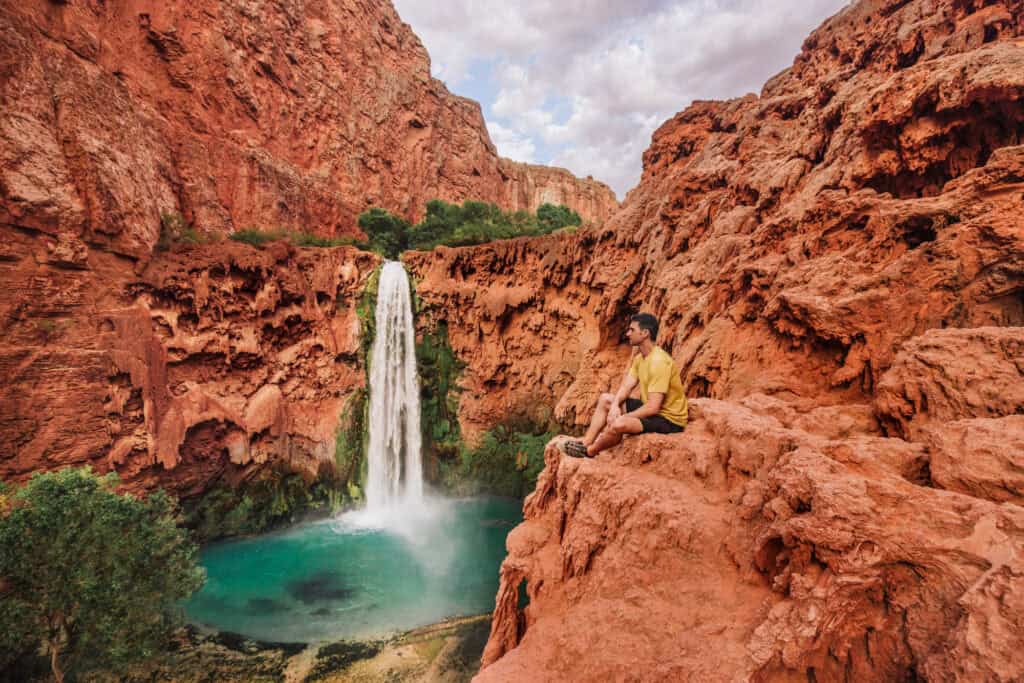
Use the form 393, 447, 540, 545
12, 616, 492, 683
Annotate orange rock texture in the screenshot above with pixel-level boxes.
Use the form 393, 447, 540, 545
0, 236, 377, 497
0, 0, 614, 497
405, 0, 1024, 679
0, 0, 616, 257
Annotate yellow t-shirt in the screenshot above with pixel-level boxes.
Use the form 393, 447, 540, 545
628, 347, 688, 427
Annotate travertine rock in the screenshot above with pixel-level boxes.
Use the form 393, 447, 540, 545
924, 416, 1024, 507
478, 399, 1024, 682
407, 0, 1024, 680
874, 327, 1024, 438
0, 238, 377, 497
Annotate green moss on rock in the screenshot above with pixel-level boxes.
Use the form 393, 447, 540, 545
443, 421, 555, 499
334, 387, 368, 498
414, 317, 554, 498
416, 322, 464, 464
181, 471, 346, 544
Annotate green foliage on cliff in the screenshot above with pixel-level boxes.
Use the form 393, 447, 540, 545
358, 208, 411, 259
181, 470, 345, 544
230, 228, 358, 248
357, 200, 582, 256
0, 467, 204, 682
414, 319, 553, 498
334, 388, 368, 501
444, 421, 555, 498
157, 211, 215, 250
536, 202, 582, 233
324, 267, 381, 507
416, 322, 465, 463
355, 265, 382, 370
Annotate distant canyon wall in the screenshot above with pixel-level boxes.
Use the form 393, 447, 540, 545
0, 0, 616, 259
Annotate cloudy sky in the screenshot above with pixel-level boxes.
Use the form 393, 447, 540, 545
392, 0, 850, 197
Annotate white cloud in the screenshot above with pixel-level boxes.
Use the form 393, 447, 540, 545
486, 121, 538, 163
393, 0, 851, 196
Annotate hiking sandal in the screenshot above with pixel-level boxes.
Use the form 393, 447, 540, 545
562, 440, 590, 458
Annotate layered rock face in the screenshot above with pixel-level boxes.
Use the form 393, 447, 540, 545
407, 0, 1024, 679
0, 0, 616, 259
0, 0, 615, 499
497, 160, 619, 225
0, 237, 377, 497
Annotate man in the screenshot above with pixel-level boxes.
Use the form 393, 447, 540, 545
561, 313, 687, 458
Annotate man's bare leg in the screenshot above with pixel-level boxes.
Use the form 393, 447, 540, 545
582, 393, 615, 446
587, 416, 643, 457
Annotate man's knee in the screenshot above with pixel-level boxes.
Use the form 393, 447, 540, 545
610, 417, 632, 433
598, 393, 614, 408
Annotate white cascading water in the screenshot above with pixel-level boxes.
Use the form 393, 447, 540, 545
365, 261, 424, 512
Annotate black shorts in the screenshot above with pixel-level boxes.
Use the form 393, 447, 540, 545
624, 398, 685, 434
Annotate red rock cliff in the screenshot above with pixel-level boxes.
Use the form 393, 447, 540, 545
0, 0, 615, 498
0, 0, 616, 259
0, 235, 378, 497
406, 0, 1024, 679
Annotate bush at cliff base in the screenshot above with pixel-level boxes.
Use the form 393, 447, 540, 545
0, 467, 205, 682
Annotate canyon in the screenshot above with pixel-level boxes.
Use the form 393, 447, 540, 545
1, 0, 1023, 680
0, 0, 613, 503
407, 0, 1024, 679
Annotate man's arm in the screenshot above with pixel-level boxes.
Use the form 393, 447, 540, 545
623, 392, 664, 419
623, 355, 671, 420
608, 367, 639, 421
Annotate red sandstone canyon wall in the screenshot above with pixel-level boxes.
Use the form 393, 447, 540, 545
405, 0, 1024, 679
0, 0, 616, 256
0, 0, 615, 498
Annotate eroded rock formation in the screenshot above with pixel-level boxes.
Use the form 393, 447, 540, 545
0, 0, 615, 501
405, 0, 1024, 679
0, 237, 376, 497
0, 0, 616, 258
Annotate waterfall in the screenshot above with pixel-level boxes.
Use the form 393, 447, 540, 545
365, 261, 424, 511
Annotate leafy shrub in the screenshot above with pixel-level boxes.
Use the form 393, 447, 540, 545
157, 211, 214, 250
536, 202, 582, 233
356, 200, 584, 256
358, 208, 410, 259
0, 468, 204, 682
230, 228, 357, 248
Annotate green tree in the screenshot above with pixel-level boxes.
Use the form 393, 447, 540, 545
358, 207, 410, 259
408, 200, 463, 250
536, 203, 581, 233
0, 468, 205, 682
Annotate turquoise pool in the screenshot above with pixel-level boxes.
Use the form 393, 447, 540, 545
184, 497, 522, 643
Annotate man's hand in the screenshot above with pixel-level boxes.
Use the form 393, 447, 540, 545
608, 401, 622, 423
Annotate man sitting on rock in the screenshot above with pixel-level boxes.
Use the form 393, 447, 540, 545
561, 313, 688, 458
